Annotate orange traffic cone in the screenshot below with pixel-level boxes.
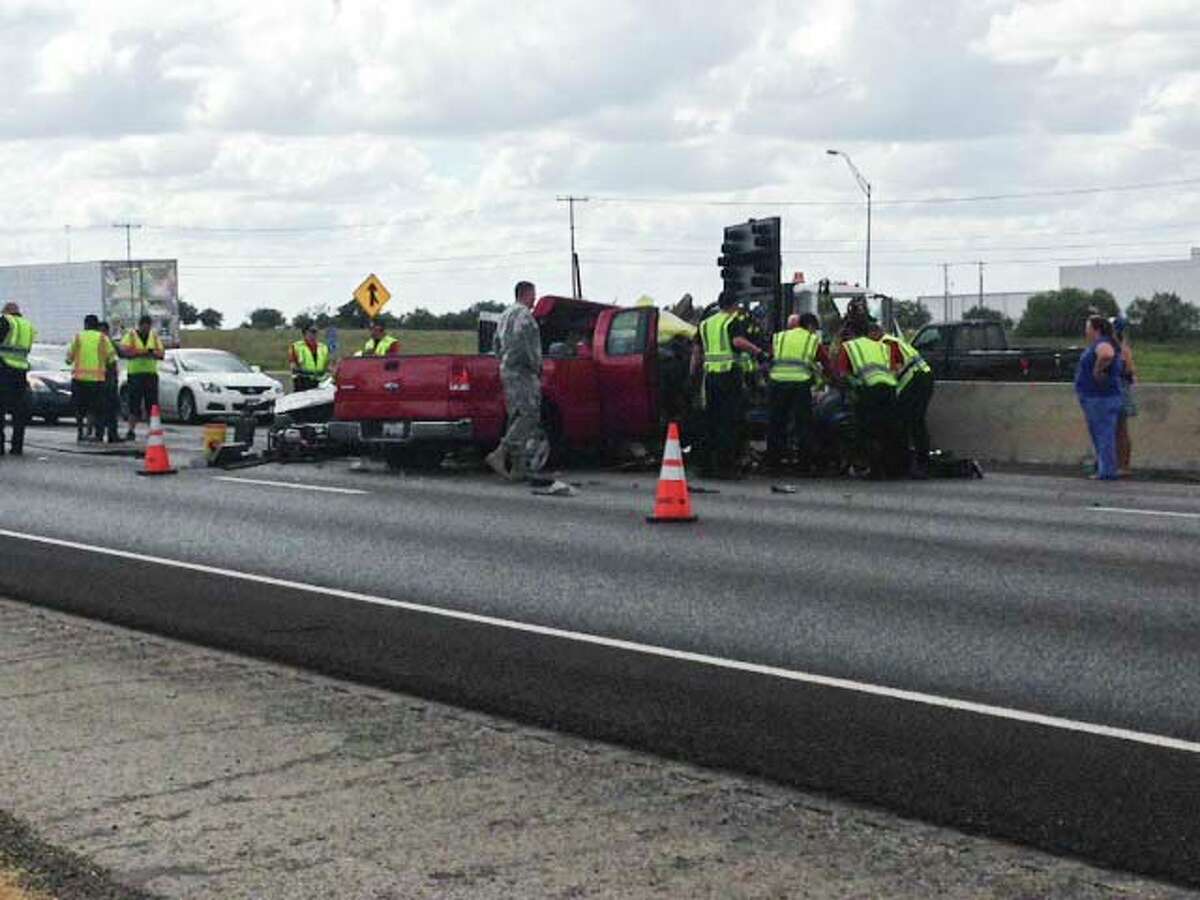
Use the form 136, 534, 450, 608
646, 422, 697, 524
137, 404, 177, 476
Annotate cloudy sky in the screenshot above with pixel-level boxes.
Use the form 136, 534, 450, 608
2, 0, 1199, 324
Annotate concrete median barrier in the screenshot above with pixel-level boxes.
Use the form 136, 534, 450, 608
928, 382, 1200, 472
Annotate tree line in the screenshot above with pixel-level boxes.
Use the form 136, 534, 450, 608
894, 290, 1199, 339
184, 290, 1199, 340
179, 299, 507, 331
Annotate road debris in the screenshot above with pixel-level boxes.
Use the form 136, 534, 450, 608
531, 480, 577, 497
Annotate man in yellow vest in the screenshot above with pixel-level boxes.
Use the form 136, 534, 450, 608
0, 302, 36, 456
880, 326, 935, 479
66, 314, 118, 443
359, 320, 400, 356
765, 313, 831, 474
120, 314, 165, 441
691, 292, 767, 478
835, 321, 902, 479
288, 324, 330, 392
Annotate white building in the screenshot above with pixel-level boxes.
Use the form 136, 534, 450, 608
1060, 249, 1200, 309
915, 291, 1041, 324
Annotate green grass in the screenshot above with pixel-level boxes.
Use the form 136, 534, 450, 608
1124, 340, 1200, 384
1010, 334, 1200, 384
181, 328, 475, 370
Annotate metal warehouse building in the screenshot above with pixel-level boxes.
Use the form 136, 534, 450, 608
1060, 249, 1200, 309
916, 291, 1041, 324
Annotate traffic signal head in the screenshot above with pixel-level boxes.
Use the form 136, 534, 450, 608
718, 217, 781, 302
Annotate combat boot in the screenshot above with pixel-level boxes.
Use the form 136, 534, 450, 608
506, 458, 525, 487
484, 447, 508, 478
508, 446, 528, 483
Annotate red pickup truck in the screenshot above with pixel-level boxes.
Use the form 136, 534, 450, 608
330, 297, 663, 469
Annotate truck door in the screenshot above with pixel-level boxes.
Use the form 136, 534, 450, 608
594, 307, 659, 440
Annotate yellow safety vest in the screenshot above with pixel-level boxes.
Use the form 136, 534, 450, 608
881, 334, 931, 393
843, 337, 897, 390
121, 329, 163, 376
770, 328, 819, 384
292, 340, 330, 376
0, 314, 35, 371
68, 330, 116, 383
362, 335, 398, 356
699, 311, 736, 374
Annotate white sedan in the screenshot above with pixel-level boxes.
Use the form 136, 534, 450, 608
141, 349, 285, 423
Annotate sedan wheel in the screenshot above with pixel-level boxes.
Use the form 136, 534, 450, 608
177, 389, 198, 424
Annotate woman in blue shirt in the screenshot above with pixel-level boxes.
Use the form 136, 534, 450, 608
1075, 315, 1123, 480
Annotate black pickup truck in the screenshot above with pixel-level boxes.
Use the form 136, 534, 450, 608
910, 321, 1077, 381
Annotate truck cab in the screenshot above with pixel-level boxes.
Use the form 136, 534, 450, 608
909, 321, 1074, 381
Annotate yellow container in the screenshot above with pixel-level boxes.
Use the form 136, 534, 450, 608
202, 422, 228, 462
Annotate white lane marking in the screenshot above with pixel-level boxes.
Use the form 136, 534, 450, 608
1091, 506, 1200, 521
213, 476, 366, 496
2, 527, 1198, 757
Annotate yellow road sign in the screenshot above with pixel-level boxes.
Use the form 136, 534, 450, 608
353, 273, 391, 319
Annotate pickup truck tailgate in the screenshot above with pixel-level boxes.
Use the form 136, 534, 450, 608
334, 356, 459, 422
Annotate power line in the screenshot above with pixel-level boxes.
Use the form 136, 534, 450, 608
143, 222, 397, 234
590, 176, 1200, 208
178, 251, 1194, 279
173, 234, 1199, 270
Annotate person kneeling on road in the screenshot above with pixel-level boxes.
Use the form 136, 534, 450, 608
120, 314, 165, 441
486, 280, 542, 482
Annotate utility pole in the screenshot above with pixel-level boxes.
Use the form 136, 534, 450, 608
112, 222, 143, 318
977, 261, 985, 311
942, 263, 950, 322
556, 195, 589, 298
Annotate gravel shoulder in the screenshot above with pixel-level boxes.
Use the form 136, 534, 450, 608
0, 812, 155, 900
0, 597, 1194, 899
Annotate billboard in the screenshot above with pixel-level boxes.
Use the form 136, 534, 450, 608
103, 259, 179, 340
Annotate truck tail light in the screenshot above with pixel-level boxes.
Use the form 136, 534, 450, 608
449, 362, 471, 393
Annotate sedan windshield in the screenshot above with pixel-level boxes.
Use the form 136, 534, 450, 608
176, 351, 252, 374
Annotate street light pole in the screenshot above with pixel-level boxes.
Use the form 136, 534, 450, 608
826, 149, 871, 289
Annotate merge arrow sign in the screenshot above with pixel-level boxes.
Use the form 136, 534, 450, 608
353, 274, 392, 319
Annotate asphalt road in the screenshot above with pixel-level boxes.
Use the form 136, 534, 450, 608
2, 429, 1199, 886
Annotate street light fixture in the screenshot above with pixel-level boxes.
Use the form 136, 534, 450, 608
826, 149, 871, 288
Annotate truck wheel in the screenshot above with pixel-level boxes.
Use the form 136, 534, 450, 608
385, 445, 444, 472
177, 389, 198, 424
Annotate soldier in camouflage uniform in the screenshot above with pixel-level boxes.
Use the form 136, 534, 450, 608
486, 280, 542, 481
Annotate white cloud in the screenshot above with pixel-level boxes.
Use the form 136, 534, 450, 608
1, 0, 1199, 323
